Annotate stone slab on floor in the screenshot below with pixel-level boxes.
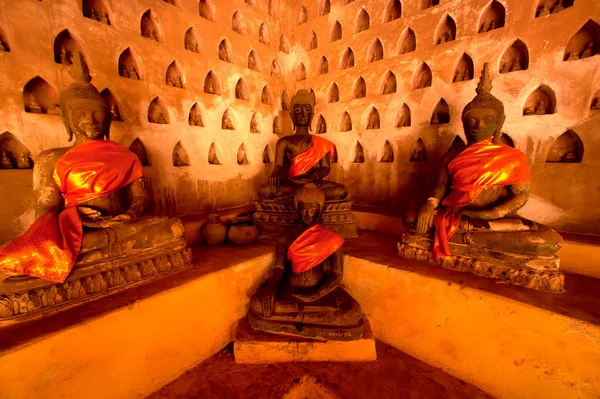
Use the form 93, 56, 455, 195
234, 317, 377, 364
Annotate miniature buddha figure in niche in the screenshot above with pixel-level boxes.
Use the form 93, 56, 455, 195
222, 113, 234, 130
189, 107, 202, 126
0, 53, 190, 293
0, 41, 7, 52
128, 65, 140, 80
141, 15, 159, 41
17, 152, 32, 169
535, 100, 548, 115
381, 146, 394, 163
553, 0, 565, 13
249, 184, 364, 341
250, 116, 259, 132
99, 12, 110, 25
204, 77, 215, 94
26, 94, 43, 114
367, 114, 380, 129
119, 64, 129, 78
410, 148, 425, 162
399, 63, 564, 292
567, 51, 580, 61
592, 97, 600, 110
581, 42, 595, 59
454, 68, 465, 83
271, 61, 281, 79
1, 151, 12, 169
59, 46, 72, 65
110, 104, 121, 121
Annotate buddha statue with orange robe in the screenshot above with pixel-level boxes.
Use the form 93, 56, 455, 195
249, 184, 364, 341
399, 63, 564, 292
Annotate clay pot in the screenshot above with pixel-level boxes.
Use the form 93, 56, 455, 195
227, 213, 260, 245
201, 212, 228, 246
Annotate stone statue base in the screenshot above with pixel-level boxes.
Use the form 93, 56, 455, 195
398, 232, 564, 293
0, 217, 193, 324
254, 199, 358, 239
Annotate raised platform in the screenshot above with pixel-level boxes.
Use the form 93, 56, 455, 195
234, 317, 376, 364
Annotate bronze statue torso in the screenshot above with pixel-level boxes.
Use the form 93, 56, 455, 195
281, 134, 319, 175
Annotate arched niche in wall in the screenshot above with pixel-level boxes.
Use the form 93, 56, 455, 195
172, 142, 190, 167
430, 98, 450, 124
250, 112, 261, 133
331, 147, 339, 163
366, 107, 380, 129
396, 103, 411, 127
500, 39, 529, 73
273, 116, 282, 134
271, 60, 281, 78
82, 0, 111, 25
398, 27, 416, 54
591, 90, 600, 111
354, 9, 370, 33
23, 77, 59, 115
409, 138, 427, 162
259, 24, 270, 45
204, 70, 221, 94
129, 138, 150, 166
166, 60, 185, 89
208, 142, 221, 165
564, 20, 600, 61
453, 53, 474, 83
352, 142, 365, 163
268, 0, 277, 18
448, 135, 466, 153
479, 1, 505, 33
222, 108, 236, 130
140, 9, 164, 42
118, 48, 142, 80
318, 56, 329, 75
53, 30, 86, 65
189, 103, 204, 126
218, 38, 233, 63
546, 130, 583, 163
0, 132, 32, 169
309, 31, 318, 50
536, 0, 574, 18
244, 0, 256, 7
282, 90, 290, 110
368, 38, 384, 62
330, 21, 342, 42
262, 145, 271, 163
340, 111, 352, 132
523, 85, 556, 115
100, 89, 123, 121
297, 5, 307, 25
380, 140, 394, 162
163, 0, 179, 6
435, 15, 456, 45
248, 50, 261, 71
498, 132, 514, 147
297, 63, 307, 81
237, 143, 250, 165
232, 10, 246, 34
345, 0, 355, 4
235, 78, 249, 100
422, 0, 440, 10
320, 0, 331, 16
184, 27, 201, 53
414, 61, 433, 89
341, 47, 355, 69
353, 77, 366, 99
0, 26, 9, 52
199, 0, 216, 22
316, 115, 327, 133
381, 70, 397, 95
385, 0, 402, 23
148, 97, 169, 124
279, 34, 290, 54
328, 83, 340, 103
261, 85, 273, 105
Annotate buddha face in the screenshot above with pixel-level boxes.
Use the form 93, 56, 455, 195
66, 99, 111, 141
292, 103, 313, 128
297, 201, 321, 226
463, 108, 500, 143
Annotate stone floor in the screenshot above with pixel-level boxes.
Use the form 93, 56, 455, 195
147, 341, 494, 399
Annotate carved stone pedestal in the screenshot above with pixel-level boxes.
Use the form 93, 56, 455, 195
234, 317, 376, 364
398, 232, 564, 292
254, 199, 358, 239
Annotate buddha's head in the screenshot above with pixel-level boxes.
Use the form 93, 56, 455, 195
60, 52, 111, 142
290, 89, 316, 131
462, 63, 505, 144
295, 183, 324, 226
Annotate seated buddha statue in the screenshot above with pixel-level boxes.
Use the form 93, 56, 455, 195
249, 184, 364, 341
0, 54, 189, 298
258, 89, 348, 202
400, 63, 563, 292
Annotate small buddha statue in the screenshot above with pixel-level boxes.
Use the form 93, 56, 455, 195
535, 100, 548, 115
401, 63, 563, 291
248, 184, 364, 340
60, 47, 71, 65
110, 104, 121, 121
128, 65, 139, 80
381, 146, 394, 163
17, 151, 32, 169
259, 90, 348, 202
410, 148, 424, 162
166, 77, 173, 87
189, 107, 202, 127
310, 35, 318, 50
591, 97, 600, 110
567, 51, 580, 61
581, 42, 594, 59
204, 77, 215, 94
119, 64, 128, 78
431, 113, 440, 125
345, 52, 354, 68
27, 94, 43, 114
271, 61, 281, 79
99, 12, 110, 25
1, 151, 12, 169
552, 0, 565, 13
367, 114, 380, 130
538, 1, 551, 16
454, 68, 465, 83
90, 8, 98, 20
222, 113, 234, 130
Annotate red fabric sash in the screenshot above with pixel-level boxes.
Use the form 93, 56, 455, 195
0, 140, 144, 282
287, 136, 336, 178
432, 139, 530, 259
287, 224, 344, 273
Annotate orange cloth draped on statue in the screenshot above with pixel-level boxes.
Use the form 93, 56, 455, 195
432, 139, 530, 259
287, 136, 336, 178
288, 224, 344, 273
0, 140, 144, 282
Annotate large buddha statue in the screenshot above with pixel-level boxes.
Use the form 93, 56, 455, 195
249, 184, 364, 341
0, 54, 191, 319
399, 63, 564, 292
